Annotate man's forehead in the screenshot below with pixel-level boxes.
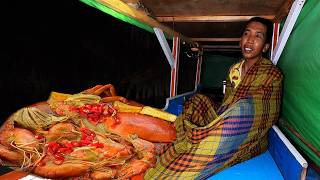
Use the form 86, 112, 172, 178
245, 22, 267, 34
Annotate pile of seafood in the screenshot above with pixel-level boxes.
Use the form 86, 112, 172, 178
0, 84, 177, 179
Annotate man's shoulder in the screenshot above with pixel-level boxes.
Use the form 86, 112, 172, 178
261, 58, 283, 79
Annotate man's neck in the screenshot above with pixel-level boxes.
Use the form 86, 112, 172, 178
245, 56, 262, 69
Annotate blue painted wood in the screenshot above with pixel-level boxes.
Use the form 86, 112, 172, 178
268, 127, 304, 180
164, 91, 195, 115
207, 151, 283, 180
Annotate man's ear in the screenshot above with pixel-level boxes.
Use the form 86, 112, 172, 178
263, 43, 270, 53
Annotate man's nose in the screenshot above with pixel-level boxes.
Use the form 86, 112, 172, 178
247, 35, 254, 43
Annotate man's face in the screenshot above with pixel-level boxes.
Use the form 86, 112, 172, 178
240, 21, 269, 61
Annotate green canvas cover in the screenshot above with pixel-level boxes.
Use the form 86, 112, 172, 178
80, 0, 174, 40
201, 54, 238, 89
277, 0, 320, 166
80, 0, 154, 34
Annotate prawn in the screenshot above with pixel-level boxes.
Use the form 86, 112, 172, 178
116, 136, 156, 179
33, 156, 91, 178
0, 122, 44, 169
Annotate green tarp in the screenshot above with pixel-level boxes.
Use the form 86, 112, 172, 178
80, 0, 173, 40
80, 0, 154, 33
201, 54, 238, 89
277, 0, 320, 166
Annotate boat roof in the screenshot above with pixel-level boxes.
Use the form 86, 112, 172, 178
119, 0, 294, 51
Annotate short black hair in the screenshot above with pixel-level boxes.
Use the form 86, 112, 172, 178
245, 17, 273, 44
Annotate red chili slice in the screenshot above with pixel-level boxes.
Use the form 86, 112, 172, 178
57, 147, 72, 154
65, 142, 74, 148
71, 141, 80, 147
80, 139, 91, 146
46, 142, 61, 154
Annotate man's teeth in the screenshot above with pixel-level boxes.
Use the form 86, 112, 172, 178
245, 48, 252, 51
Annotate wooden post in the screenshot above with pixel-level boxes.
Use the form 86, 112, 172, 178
170, 36, 180, 97
271, 23, 280, 60
195, 51, 202, 90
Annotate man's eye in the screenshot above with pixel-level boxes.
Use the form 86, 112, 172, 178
256, 34, 264, 39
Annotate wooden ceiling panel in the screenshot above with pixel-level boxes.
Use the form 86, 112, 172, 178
141, 0, 289, 17
120, 0, 293, 47
164, 21, 246, 38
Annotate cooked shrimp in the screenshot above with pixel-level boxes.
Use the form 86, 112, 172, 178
90, 167, 117, 180
33, 156, 91, 178
44, 122, 79, 142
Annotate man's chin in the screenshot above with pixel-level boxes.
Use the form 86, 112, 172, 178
242, 54, 253, 59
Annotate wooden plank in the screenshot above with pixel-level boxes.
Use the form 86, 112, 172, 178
96, 0, 194, 44
191, 38, 240, 42
202, 45, 240, 49
274, 0, 294, 22
121, 0, 139, 4
140, 0, 283, 17
156, 15, 275, 22
204, 49, 241, 52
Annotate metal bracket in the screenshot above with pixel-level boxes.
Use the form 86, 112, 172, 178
154, 27, 175, 68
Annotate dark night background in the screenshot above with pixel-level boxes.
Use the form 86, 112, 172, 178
0, 1, 197, 124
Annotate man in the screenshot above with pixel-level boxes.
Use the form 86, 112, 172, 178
144, 17, 283, 179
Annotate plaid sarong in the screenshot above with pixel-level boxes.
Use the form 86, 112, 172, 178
144, 58, 283, 179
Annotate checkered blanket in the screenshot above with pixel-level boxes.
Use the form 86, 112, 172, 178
144, 58, 282, 179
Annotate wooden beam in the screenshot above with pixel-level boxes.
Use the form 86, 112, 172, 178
202, 45, 240, 49
274, 0, 294, 22
121, 0, 139, 3
156, 15, 275, 22
191, 38, 240, 42
96, 0, 194, 44
204, 49, 241, 52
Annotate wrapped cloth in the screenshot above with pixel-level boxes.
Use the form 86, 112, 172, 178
145, 58, 283, 179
